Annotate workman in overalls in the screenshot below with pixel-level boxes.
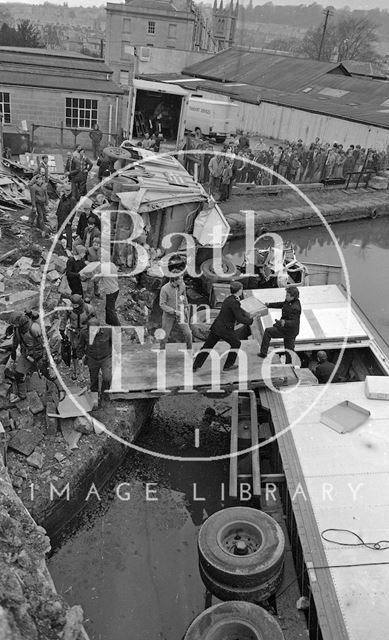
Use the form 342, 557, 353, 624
7, 311, 64, 401
59, 294, 95, 380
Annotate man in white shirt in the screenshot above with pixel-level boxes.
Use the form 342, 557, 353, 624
93, 261, 120, 326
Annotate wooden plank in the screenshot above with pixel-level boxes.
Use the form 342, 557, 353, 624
249, 390, 261, 496
113, 340, 298, 394
229, 391, 239, 499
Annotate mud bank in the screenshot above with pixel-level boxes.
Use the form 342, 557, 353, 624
19, 399, 155, 543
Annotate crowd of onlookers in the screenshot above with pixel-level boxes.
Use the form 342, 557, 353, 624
182, 131, 389, 200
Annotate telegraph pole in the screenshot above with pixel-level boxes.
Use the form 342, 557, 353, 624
318, 7, 333, 61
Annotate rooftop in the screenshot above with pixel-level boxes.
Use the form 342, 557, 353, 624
183, 47, 351, 91
147, 47, 389, 129
0, 46, 122, 95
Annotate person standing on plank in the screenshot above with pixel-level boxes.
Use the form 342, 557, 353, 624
193, 281, 252, 373
159, 272, 192, 350
60, 294, 95, 380
80, 317, 112, 404
257, 286, 301, 363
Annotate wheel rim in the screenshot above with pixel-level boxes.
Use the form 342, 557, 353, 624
217, 520, 263, 557
207, 619, 260, 640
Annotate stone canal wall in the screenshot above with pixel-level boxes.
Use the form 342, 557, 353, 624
20, 398, 155, 543
223, 186, 389, 237
0, 458, 90, 640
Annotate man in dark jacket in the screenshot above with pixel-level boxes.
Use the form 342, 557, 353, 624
315, 350, 336, 383
89, 123, 103, 160
78, 148, 93, 197
258, 286, 301, 363
56, 183, 76, 250
79, 317, 112, 399
66, 245, 87, 296
193, 281, 253, 372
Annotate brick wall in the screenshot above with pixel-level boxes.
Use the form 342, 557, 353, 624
1, 85, 123, 152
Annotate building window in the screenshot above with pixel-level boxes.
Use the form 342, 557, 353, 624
168, 23, 177, 39
121, 42, 134, 59
123, 18, 131, 33
147, 21, 155, 34
65, 97, 98, 129
0, 92, 11, 123
120, 70, 129, 85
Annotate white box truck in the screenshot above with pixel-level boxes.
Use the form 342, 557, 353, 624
185, 97, 239, 142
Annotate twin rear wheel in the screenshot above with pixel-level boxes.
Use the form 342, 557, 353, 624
197, 507, 285, 602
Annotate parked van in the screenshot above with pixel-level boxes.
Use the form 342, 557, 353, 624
185, 97, 239, 142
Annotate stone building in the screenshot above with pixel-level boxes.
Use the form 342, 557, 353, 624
212, 0, 238, 51
0, 46, 123, 150
105, 0, 236, 83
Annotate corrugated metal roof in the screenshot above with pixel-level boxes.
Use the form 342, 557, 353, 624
183, 47, 350, 92
341, 59, 387, 80
138, 72, 389, 129
0, 70, 123, 95
0, 47, 122, 95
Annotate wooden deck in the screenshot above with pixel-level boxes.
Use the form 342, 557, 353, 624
109, 339, 298, 397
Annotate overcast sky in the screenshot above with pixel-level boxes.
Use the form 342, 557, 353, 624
0, 0, 386, 10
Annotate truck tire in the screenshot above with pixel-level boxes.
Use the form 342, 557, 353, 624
199, 561, 284, 603
200, 257, 237, 283
183, 601, 285, 640
198, 507, 285, 589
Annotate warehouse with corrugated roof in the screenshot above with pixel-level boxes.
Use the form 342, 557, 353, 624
0, 47, 123, 150
140, 47, 389, 149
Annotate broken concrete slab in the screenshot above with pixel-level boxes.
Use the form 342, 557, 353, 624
57, 392, 95, 419
45, 402, 58, 435
46, 270, 60, 282
52, 255, 68, 274
28, 270, 42, 285
61, 420, 82, 450
0, 410, 10, 428
14, 257, 34, 269
12, 475, 23, 489
8, 426, 44, 456
26, 450, 45, 469
0, 290, 40, 318
79, 261, 100, 278
54, 452, 66, 463
73, 416, 94, 435
26, 391, 45, 415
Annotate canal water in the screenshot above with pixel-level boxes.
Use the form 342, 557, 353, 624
48, 396, 231, 640
48, 217, 389, 639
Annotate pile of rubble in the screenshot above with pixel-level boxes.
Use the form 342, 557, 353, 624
0, 457, 88, 640
0, 247, 107, 496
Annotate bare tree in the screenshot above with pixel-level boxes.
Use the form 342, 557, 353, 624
336, 15, 379, 61
299, 14, 380, 62
299, 23, 337, 62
